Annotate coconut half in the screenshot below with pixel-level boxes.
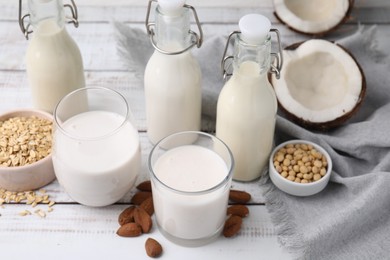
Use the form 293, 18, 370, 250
271, 39, 366, 130
273, 0, 354, 36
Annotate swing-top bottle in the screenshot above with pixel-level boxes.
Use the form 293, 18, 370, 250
19, 0, 85, 113
216, 14, 283, 181
144, 0, 203, 144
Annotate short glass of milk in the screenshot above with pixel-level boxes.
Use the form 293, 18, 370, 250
52, 87, 141, 207
149, 131, 234, 246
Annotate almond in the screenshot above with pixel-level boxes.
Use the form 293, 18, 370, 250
223, 215, 242, 238
131, 191, 152, 205
145, 237, 163, 258
118, 206, 136, 226
136, 180, 152, 192
229, 190, 251, 204
134, 207, 153, 233
227, 205, 249, 218
116, 222, 142, 237
140, 197, 154, 216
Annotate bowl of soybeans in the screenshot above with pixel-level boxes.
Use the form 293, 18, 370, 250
269, 140, 332, 196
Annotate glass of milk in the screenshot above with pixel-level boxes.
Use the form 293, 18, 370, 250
52, 87, 141, 207
149, 131, 234, 246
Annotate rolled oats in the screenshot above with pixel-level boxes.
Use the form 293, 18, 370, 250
0, 116, 52, 167
0, 188, 55, 218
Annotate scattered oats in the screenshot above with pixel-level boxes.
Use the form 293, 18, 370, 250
34, 196, 43, 203
0, 188, 56, 217
19, 210, 31, 216
34, 209, 46, 218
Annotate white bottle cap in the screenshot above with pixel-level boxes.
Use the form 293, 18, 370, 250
239, 14, 271, 45
158, 0, 186, 16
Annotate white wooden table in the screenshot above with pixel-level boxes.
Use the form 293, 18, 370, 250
0, 1, 388, 259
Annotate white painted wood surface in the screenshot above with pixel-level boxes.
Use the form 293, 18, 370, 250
0, 0, 388, 259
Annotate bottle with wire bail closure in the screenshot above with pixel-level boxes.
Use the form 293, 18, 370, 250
19, 0, 85, 114
216, 14, 283, 182
144, 0, 203, 144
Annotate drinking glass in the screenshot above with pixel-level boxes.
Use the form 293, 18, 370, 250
52, 87, 141, 207
149, 131, 234, 246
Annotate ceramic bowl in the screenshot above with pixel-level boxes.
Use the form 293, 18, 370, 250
0, 109, 55, 192
268, 139, 332, 196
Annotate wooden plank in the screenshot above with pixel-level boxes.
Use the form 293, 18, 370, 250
0, 204, 290, 260
3, 1, 390, 23
3, 0, 390, 8
0, 132, 268, 204
1, 21, 388, 72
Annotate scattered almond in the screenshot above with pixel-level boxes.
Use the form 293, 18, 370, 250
140, 197, 154, 216
134, 207, 153, 233
118, 206, 136, 226
227, 205, 249, 218
145, 237, 163, 258
229, 190, 251, 204
223, 215, 242, 238
117, 222, 142, 237
136, 180, 152, 192
131, 191, 152, 205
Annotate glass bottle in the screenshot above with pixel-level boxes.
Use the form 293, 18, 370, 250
19, 0, 85, 113
216, 14, 283, 182
144, 0, 203, 144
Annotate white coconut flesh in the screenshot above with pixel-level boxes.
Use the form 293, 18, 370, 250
273, 0, 350, 34
273, 39, 362, 123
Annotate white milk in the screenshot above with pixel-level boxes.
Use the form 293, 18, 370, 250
152, 145, 230, 242
216, 61, 277, 181
144, 48, 202, 144
52, 111, 141, 207
26, 19, 85, 113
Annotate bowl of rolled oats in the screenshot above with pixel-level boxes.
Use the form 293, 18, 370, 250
0, 109, 55, 192
268, 139, 332, 196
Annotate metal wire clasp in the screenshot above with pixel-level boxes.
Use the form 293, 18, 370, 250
221, 29, 283, 80
145, 0, 203, 55
270, 29, 283, 79
18, 0, 79, 40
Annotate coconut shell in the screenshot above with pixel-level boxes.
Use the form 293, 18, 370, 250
271, 40, 366, 131
273, 0, 355, 37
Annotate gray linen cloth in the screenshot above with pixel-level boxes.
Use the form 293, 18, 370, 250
113, 22, 390, 259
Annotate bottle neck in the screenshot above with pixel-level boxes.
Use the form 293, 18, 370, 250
232, 34, 271, 76
28, 0, 65, 30
154, 6, 191, 53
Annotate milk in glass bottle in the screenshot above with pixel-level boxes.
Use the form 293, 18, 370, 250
216, 14, 283, 181
144, 0, 203, 144
19, 0, 85, 113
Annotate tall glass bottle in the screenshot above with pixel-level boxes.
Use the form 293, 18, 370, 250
19, 0, 85, 113
216, 14, 283, 182
144, 0, 203, 144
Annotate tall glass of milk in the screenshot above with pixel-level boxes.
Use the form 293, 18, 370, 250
52, 87, 141, 207
149, 131, 234, 246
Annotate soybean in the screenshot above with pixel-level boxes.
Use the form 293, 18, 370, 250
273, 143, 328, 183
